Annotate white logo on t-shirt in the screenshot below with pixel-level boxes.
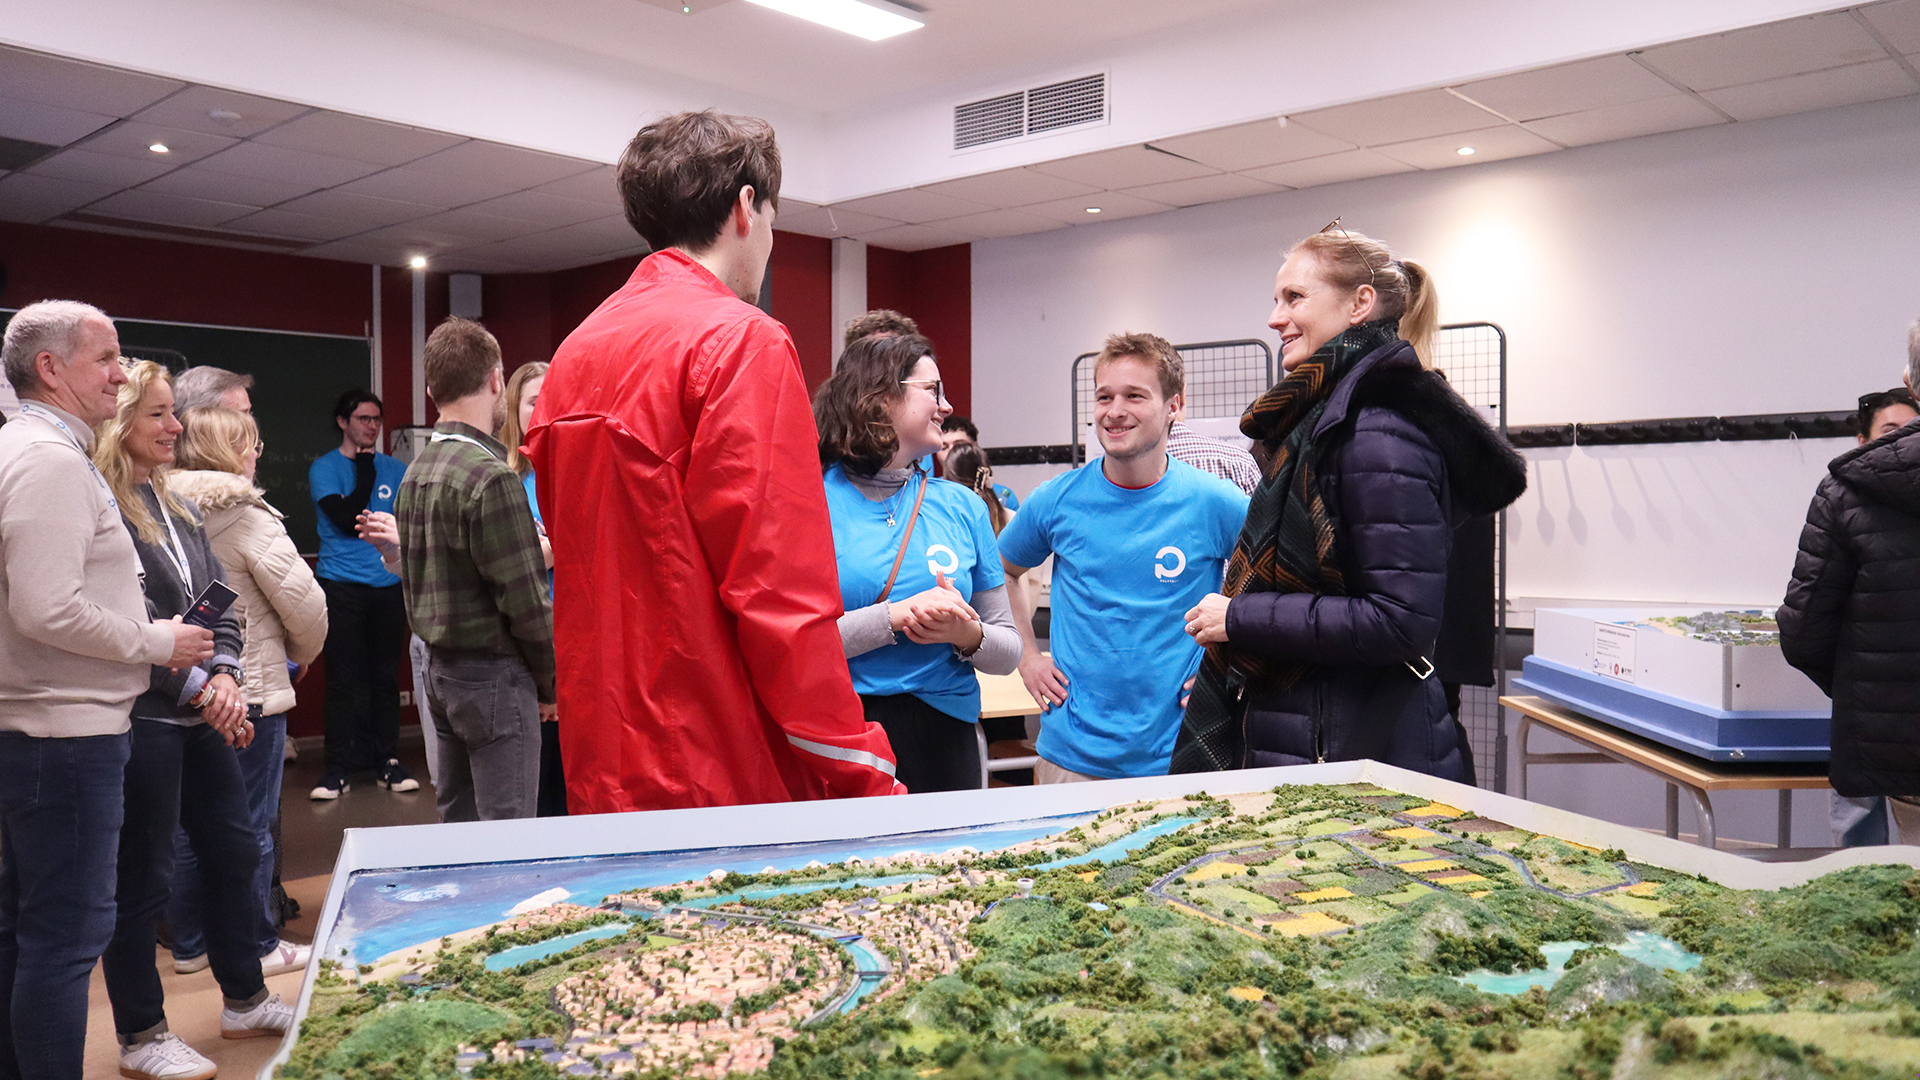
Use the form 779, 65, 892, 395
926, 544, 960, 577
1154, 545, 1186, 581
376, 483, 394, 502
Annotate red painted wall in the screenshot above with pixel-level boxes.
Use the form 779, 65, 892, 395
770, 231, 833, 390
865, 243, 973, 420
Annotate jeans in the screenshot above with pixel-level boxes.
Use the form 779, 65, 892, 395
102, 720, 263, 1038
318, 578, 407, 776
424, 648, 541, 823
167, 711, 287, 959
1832, 792, 1890, 847
0, 731, 129, 1080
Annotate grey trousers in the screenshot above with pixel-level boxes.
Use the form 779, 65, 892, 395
422, 647, 541, 823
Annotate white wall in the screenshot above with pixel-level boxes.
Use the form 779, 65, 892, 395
971, 95, 1920, 606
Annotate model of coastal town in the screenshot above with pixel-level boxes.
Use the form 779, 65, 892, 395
1646, 610, 1783, 647
279, 783, 1920, 1080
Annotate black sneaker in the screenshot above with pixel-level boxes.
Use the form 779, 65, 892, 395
309, 770, 349, 801
378, 758, 420, 793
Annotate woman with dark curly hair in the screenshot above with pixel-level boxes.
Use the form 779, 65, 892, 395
1173, 225, 1526, 779
813, 334, 1021, 791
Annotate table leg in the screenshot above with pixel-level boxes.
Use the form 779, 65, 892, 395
1666, 784, 1679, 840
1777, 789, 1791, 848
1684, 786, 1717, 849
1517, 715, 1534, 801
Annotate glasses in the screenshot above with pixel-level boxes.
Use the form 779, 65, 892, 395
902, 378, 946, 403
348, 412, 383, 425
250, 441, 265, 455
1322, 216, 1385, 285
1858, 389, 1916, 410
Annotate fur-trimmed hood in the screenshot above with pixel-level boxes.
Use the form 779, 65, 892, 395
1339, 353, 1529, 516
1830, 422, 1920, 517
167, 468, 280, 519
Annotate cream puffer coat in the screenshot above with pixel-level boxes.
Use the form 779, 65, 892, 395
168, 469, 328, 716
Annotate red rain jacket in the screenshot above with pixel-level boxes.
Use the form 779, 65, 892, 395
526, 249, 901, 813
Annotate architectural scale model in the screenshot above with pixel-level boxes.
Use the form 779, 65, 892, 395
280, 783, 1920, 1079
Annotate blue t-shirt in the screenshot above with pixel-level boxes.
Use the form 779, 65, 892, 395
308, 450, 406, 586
523, 469, 553, 597
825, 465, 1004, 721
998, 457, 1249, 778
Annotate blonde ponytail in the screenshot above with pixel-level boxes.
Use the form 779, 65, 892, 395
1397, 259, 1440, 368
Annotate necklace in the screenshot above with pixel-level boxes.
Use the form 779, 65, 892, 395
883, 478, 911, 527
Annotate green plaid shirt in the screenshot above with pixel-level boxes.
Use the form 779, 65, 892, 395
396, 421, 555, 702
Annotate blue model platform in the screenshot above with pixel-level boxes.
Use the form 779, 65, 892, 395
1513, 655, 1830, 763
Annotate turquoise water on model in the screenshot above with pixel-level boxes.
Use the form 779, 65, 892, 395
484, 923, 632, 971
1454, 931, 1702, 994
838, 939, 887, 1013
1032, 816, 1200, 870
675, 875, 932, 910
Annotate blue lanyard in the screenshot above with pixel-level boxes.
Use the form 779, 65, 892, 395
16, 402, 117, 511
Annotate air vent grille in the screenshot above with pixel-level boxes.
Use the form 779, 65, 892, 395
952, 72, 1107, 150
954, 91, 1026, 149
1026, 74, 1106, 134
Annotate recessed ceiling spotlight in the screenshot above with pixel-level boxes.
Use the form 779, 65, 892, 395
742, 0, 922, 41
1085, 207, 1103, 215
207, 109, 242, 126
148, 142, 170, 154
1456, 146, 1477, 156
408, 255, 428, 270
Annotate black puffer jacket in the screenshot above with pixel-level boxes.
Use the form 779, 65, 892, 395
1226, 342, 1527, 779
1779, 422, 1920, 797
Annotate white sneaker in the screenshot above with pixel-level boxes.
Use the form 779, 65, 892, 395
220, 993, 294, 1040
172, 952, 209, 975
119, 1033, 216, 1080
261, 939, 311, 976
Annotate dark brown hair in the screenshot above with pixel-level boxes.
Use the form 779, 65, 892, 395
843, 309, 919, 347
424, 317, 502, 404
618, 110, 782, 254
1094, 331, 1184, 399
814, 333, 934, 476
943, 440, 1007, 535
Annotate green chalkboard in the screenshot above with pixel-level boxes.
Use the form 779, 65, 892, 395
1, 310, 372, 555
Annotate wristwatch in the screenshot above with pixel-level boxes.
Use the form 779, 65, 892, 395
212, 662, 243, 682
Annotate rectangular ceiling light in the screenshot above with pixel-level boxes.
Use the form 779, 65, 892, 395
743, 0, 922, 41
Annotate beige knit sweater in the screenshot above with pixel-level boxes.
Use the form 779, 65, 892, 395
169, 469, 328, 717
0, 403, 173, 737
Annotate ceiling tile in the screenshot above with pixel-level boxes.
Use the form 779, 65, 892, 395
0, 172, 117, 223
1029, 145, 1220, 188
1240, 149, 1414, 189
918, 166, 1100, 207
1525, 94, 1727, 147
128, 86, 307, 138
0, 97, 116, 146
26, 147, 175, 187
1148, 118, 1354, 171
1453, 56, 1683, 121
297, 236, 416, 267
1374, 124, 1560, 170
1020, 190, 1173, 225
77, 122, 237, 165
1638, 12, 1890, 92
219, 208, 367, 242
88, 189, 258, 227
534, 215, 646, 256
138, 167, 324, 206
856, 223, 971, 252
929, 208, 1067, 240
833, 188, 992, 224
1286, 89, 1503, 146
195, 142, 385, 187
1701, 58, 1920, 121
407, 141, 600, 189
338, 223, 478, 259
277, 189, 440, 227
771, 204, 901, 237
463, 189, 612, 227
253, 111, 464, 167
428, 247, 546, 274
1120, 172, 1282, 207
1861, 0, 1920, 53
532, 165, 620, 207
0, 46, 183, 114
403, 209, 536, 242
334, 167, 513, 209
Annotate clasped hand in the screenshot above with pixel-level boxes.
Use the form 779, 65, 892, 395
889, 572, 981, 649
1183, 592, 1231, 646
200, 673, 252, 748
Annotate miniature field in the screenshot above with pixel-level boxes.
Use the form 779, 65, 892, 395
279, 783, 1920, 1079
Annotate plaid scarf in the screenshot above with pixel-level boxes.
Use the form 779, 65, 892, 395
1170, 318, 1402, 772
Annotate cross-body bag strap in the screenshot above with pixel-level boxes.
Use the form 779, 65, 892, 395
874, 473, 930, 604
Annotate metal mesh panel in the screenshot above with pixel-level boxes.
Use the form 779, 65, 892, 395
954, 91, 1025, 149
1432, 322, 1509, 792
1070, 339, 1273, 461
1026, 74, 1106, 133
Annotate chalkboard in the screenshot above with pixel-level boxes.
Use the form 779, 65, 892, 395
1, 310, 372, 554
